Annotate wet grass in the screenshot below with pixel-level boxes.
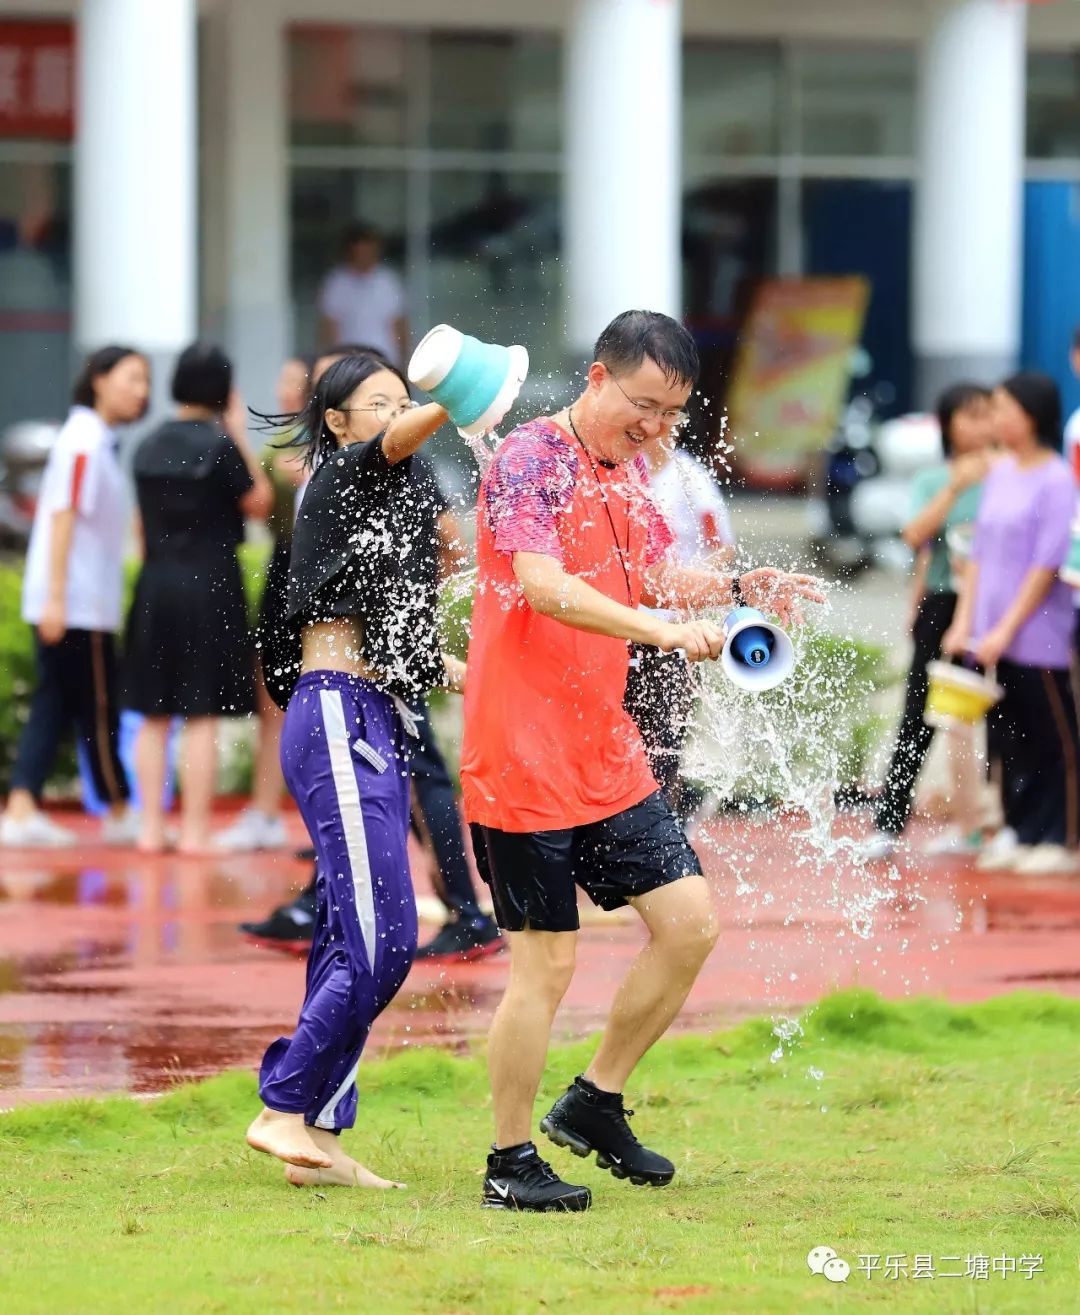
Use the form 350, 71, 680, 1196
1, 989, 1079, 1313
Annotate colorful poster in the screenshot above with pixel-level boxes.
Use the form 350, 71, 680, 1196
725, 277, 870, 483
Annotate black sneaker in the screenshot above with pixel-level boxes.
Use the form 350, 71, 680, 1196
416, 916, 505, 963
482, 1141, 591, 1212
239, 888, 317, 955
540, 1076, 675, 1186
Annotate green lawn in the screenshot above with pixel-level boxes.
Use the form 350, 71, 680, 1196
2, 990, 1079, 1314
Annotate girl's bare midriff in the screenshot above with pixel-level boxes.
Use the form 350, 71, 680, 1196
301, 618, 385, 683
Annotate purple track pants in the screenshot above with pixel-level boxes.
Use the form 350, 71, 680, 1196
258, 670, 417, 1132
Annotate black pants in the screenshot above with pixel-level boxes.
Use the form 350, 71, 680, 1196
408, 698, 486, 923
987, 660, 1080, 848
10, 628, 129, 806
874, 591, 957, 836
624, 644, 696, 811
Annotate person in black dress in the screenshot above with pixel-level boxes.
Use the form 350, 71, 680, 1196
126, 344, 272, 853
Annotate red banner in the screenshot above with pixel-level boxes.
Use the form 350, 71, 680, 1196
0, 21, 75, 140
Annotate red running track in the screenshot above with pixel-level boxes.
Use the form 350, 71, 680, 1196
1, 808, 1078, 1107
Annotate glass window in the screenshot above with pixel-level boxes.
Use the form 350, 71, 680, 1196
1027, 51, 1080, 159
796, 45, 915, 157
681, 176, 778, 453
290, 168, 408, 349
426, 169, 561, 486
683, 42, 781, 161
428, 169, 560, 366
427, 32, 560, 153
683, 176, 778, 322
802, 177, 913, 413
288, 25, 412, 148
0, 157, 71, 430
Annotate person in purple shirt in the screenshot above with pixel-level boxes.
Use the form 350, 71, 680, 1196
944, 372, 1080, 875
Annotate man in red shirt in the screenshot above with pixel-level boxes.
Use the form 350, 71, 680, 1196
463, 310, 821, 1212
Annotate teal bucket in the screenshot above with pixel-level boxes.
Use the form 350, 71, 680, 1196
408, 324, 529, 437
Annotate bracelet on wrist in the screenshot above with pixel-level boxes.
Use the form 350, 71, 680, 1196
731, 575, 744, 607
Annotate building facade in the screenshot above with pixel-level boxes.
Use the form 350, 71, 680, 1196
1, 0, 1078, 434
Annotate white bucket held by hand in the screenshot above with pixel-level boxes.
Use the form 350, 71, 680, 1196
408, 324, 529, 439
719, 607, 795, 692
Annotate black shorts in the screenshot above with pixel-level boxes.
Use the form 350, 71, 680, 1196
471, 791, 702, 933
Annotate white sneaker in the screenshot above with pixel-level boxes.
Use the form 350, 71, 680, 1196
101, 807, 140, 846
859, 832, 898, 862
0, 811, 76, 848
922, 826, 982, 858
214, 809, 287, 852
975, 828, 1024, 871
1013, 845, 1080, 877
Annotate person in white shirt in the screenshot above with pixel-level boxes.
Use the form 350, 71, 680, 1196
1, 346, 151, 848
316, 224, 409, 366
625, 438, 736, 813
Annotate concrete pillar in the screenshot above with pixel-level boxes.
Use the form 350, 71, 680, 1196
203, 0, 291, 413
75, 0, 197, 369
913, 0, 1027, 407
564, 0, 682, 356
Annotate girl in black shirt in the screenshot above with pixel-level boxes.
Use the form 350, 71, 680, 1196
248, 354, 462, 1184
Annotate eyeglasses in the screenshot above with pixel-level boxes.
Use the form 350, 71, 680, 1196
607, 373, 690, 429
336, 399, 419, 425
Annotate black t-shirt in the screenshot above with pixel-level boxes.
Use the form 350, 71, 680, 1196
133, 419, 252, 559
261, 438, 446, 709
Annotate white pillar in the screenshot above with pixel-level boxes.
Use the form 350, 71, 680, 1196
75, 0, 197, 360
209, 0, 291, 413
913, 0, 1027, 407
564, 0, 682, 356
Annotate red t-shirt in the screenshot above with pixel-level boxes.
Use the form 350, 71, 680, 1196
460, 418, 674, 832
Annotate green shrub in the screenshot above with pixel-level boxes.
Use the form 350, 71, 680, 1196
0, 545, 271, 794
0, 561, 37, 790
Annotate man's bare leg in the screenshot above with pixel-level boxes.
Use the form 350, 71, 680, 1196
246, 1107, 333, 1168
488, 929, 577, 1147
284, 1128, 405, 1189
586, 875, 719, 1094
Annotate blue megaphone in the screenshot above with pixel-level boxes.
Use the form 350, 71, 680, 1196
720, 606, 795, 691
408, 324, 529, 438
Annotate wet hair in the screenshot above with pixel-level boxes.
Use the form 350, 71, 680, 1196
999, 371, 1063, 452
936, 382, 990, 457
265, 352, 409, 472
71, 345, 142, 408
594, 310, 699, 388
171, 342, 232, 412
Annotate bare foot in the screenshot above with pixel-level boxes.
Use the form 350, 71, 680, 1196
246, 1108, 332, 1168
284, 1128, 405, 1189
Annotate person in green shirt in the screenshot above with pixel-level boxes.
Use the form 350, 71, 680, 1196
863, 383, 994, 861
